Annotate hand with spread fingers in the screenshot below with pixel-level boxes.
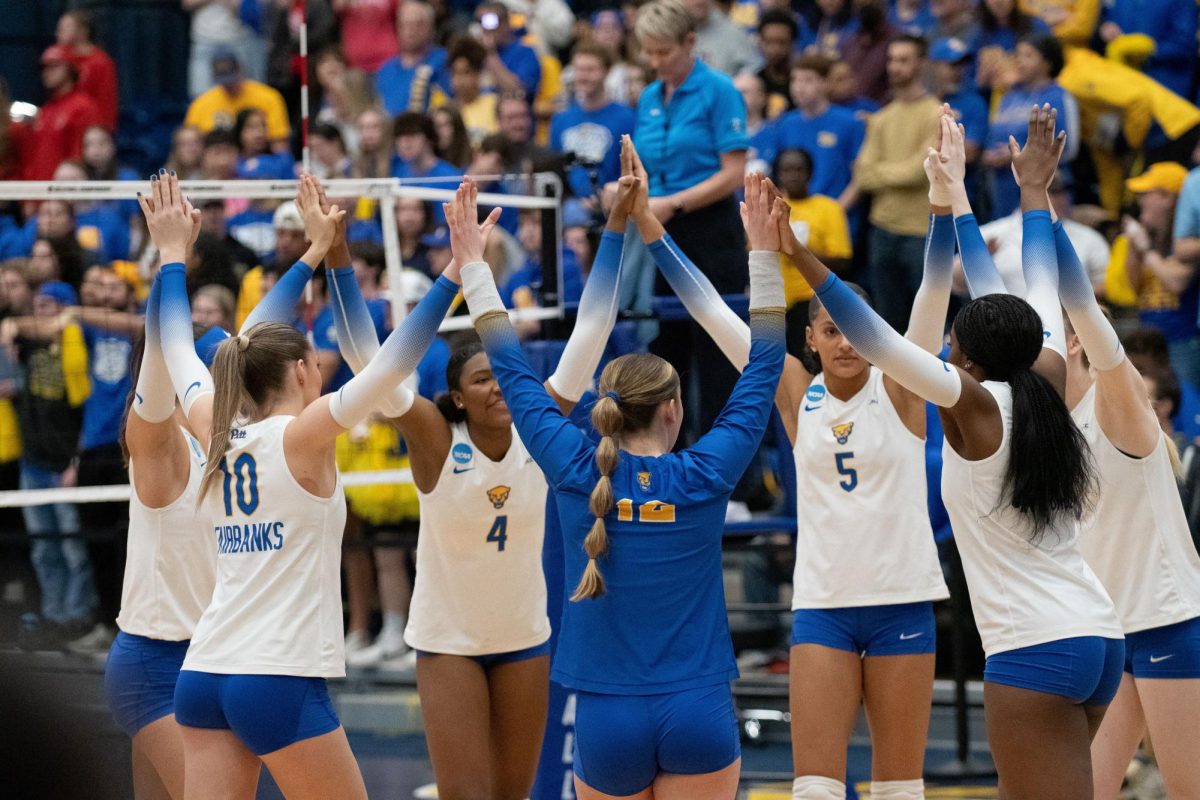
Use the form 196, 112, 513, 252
445, 179, 487, 278
295, 173, 345, 254
137, 170, 199, 265
1009, 103, 1066, 192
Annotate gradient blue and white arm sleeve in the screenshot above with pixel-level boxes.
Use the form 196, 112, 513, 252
955, 213, 1008, 299
1055, 221, 1123, 371
158, 262, 214, 416
1021, 210, 1065, 357
131, 274, 176, 423
547, 229, 624, 401
814, 273, 962, 407
906, 213, 955, 354
326, 264, 417, 417
240, 260, 313, 332
647, 233, 751, 369
327, 275, 457, 428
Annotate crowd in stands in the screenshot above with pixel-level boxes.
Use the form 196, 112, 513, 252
4, 0, 1200, 655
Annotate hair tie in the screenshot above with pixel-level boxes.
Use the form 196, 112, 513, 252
603, 390, 621, 405
236, 334, 250, 352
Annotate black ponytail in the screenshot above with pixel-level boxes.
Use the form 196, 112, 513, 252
954, 294, 1094, 542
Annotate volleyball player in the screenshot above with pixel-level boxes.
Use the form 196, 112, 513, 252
776, 106, 1123, 798
626, 116, 962, 797
447, 174, 785, 799
103, 211, 219, 800
324, 142, 635, 798
144, 172, 453, 799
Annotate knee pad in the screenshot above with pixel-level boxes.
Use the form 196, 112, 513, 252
793, 775, 847, 799
870, 779, 925, 799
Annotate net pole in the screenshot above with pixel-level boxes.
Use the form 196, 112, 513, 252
379, 193, 408, 331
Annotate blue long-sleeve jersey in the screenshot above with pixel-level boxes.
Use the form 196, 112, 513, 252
475, 306, 786, 694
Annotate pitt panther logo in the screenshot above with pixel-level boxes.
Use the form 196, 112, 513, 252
831, 422, 854, 445
637, 471, 651, 491
486, 485, 511, 509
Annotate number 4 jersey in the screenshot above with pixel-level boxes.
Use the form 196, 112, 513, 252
792, 368, 948, 609
183, 415, 348, 677
405, 422, 550, 656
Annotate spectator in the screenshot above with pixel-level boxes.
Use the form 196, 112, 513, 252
1098, 0, 1198, 99
474, 2, 542, 97
1020, 0, 1099, 47
163, 125, 205, 179
0, 79, 30, 180
632, 0, 749, 441
589, 8, 636, 106
51, 161, 130, 265
757, 55, 864, 207
975, 0, 1050, 91
930, 38, 987, 201
1124, 325, 1200, 439
376, 1, 448, 117
1118, 163, 1200, 386
0, 261, 33, 321
233, 107, 295, 181
391, 112, 461, 223
624, 60, 651, 104
333, 0, 401, 73
496, 0, 577, 54
1, 281, 96, 647
184, 50, 291, 150
442, 38, 500, 145
198, 128, 239, 183
54, 10, 117, 132
840, 0, 901, 104
756, 9, 798, 117
930, 0, 980, 41
549, 43, 637, 202
500, 208, 584, 337
853, 34, 940, 331
736, 72, 771, 146
24, 46, 102, 182
431, 106, 474, 169
682, 0, 758, 76
265, 0, 338, 137
890, 0, 937, 35
352, 108, 394, 179
314, 48, 376, 157
982, 33, 1078, 217
394, 199, 434, 277
310, 123, 352, 179
234, 201, 309, 328
1142, 366, 1189, 453
827, 58, 880, 119
964, 172, 1109, 298
80, 125, 139, 226
27, 232, 85, 291
183, 0, 265, 98
774, 147, 853, 353
191, 283, 237, 332
188, 223, 254, 298
809, 0, 858, 57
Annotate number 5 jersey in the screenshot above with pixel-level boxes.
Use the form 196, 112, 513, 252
405, 422, 550, 656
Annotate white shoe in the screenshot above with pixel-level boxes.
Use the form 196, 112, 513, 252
345, 629, 370, 655
378, 648, 418, 674
413, 783, 438, 799
346, 632, 408, 668
66, 623, 114, 655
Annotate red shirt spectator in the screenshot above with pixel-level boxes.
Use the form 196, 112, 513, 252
25, 46, 103, 181
56, 10, 118, 130
334, 0, 401, 73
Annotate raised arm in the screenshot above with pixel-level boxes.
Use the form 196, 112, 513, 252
1056, 221, 1160, 457
449, 180, 594, 489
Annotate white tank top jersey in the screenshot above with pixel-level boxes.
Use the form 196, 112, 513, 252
406, 422, 550, 656
116, 427, 216, 641
791, 368, 948, 608
183, 415, 348, 677
941, 382, 1122, 657
1073, 386, 1200, 633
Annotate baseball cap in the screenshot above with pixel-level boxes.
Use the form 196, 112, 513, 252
272, 201, 305, 232
1126, 162, 1188, 196
36, 281, 78, 307
420, 227, 451, 249
211, 48, 242, 87
929, 37, 973, 64
194, 327, 230, 368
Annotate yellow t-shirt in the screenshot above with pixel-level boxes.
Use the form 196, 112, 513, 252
235, 266, 264, 331
535, 54, 564, 146
1019, 0, 1099, 47
783, 195, 853, 305
335, 423, 420, 525
185, 81, 291, 141
458, 94, 500, 146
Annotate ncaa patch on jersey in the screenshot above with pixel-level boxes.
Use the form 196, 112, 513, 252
806, 385, 826, 403
452, 443, 474, 465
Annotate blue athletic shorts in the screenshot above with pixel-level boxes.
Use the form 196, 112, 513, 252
791, 601, 937, 656
1124, 616, 1200, 678
573, 684, 740, 796
104, 631, 189, 737
416, 639, 551, 669
173, 671, 340, 755
985, 636, 1125, 705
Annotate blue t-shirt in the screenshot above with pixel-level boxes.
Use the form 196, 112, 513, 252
1100, 0, 1197, 98
889, 1, 936, 36
1140, 281, 1200, 343
549, 101, 638, 199
834, 96, 880, 122
634, 59, 749, 197
76, 207, 131, 263
375, 48, 449, 116
500, 249, 584, 307
972, 16, 1051, 56
498, 40, 542, 98
986, 82, 1077, 216
945, 87, 989, 200
81, 326, 132, 450
393, 157, 461, 224
227, 208, 277, 259
312, 297, 391, 392
756, 104, 865, 199
475, 308, 785, 694
416, 336, 450, 400
237, 152, 296, 181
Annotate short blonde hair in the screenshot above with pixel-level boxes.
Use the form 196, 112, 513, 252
634, 0, 696, 45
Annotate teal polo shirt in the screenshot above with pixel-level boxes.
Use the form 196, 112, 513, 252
634, 59, 749, 197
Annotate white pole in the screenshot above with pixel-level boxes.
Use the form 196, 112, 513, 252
379, 194, 407, 330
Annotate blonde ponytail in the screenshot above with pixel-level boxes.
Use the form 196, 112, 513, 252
199, 334, 251, 500
573, 393, 622, 601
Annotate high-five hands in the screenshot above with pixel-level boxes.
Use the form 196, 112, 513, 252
926, 103, 966, 208
1009, 103, 1065, 192
740, 173, 785, 253
295, 173, 345, 255
609, 135, 643, 224
443, 179, 502, 284
137, 170, 200, 265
